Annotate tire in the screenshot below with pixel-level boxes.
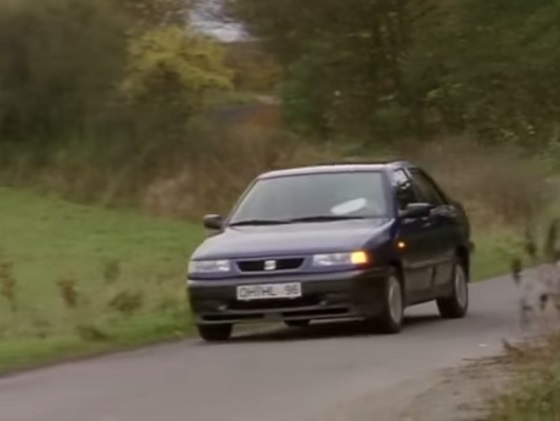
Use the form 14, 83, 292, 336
376, 272, 405, 334
284, 320, 311, 328
197, 324, 233, 342
437, 262, 469, 319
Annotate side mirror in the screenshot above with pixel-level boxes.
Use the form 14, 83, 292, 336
399, 203, 433, 219
203, 214, 223, 230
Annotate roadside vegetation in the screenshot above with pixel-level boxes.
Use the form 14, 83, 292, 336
0, 187, 205, 372
491, 333, 560, 421
0, 168, 537, 374
1, 0, 560, 377
489, 222, 560, 420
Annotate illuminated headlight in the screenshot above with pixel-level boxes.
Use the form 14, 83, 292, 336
189, 259, 231, 274
312, 251, 369, 267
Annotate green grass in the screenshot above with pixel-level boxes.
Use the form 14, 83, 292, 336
0, 187, 519, 374
472, 228, 524, 281
0, 187, 205, 374
486, 215, 560, 421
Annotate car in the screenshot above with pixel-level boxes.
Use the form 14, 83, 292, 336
186, 160, 474, 342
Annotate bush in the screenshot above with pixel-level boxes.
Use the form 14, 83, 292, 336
402, 137, 551, 228
491, 220, 560, 420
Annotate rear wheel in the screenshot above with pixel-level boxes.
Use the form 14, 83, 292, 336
284, 320, 311, 328
376, 273, 404, 334
197, 324, 233, 342
437, 262, 469, 319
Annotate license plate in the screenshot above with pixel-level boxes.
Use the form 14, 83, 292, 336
236, 283, 302, 301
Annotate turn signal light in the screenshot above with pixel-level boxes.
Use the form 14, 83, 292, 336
351, 251, 369, 265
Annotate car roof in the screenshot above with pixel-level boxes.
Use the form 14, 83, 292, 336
258, 160, 416, 179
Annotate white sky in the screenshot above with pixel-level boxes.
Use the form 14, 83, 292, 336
189, 0, 247, 42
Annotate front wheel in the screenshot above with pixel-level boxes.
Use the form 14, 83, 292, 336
376, 273, 405, 334
437, 263, 469, 319
197, 324, 233, 342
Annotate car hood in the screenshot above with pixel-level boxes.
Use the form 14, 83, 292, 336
191, 218, 393, 260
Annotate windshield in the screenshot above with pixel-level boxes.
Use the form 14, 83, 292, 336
228, 171, 388, 225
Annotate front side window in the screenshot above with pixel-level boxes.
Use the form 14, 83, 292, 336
391, 169, 418, 210
409, 168, 446, 206
229, 171, 388, 224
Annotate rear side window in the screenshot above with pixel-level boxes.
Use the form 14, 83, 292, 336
409, 168, 446, 206
391, 169, 418, 210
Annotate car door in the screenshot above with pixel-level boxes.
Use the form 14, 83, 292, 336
391, 169, 435, 303
407, 168, 456, 294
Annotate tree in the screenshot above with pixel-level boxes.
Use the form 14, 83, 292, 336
404, 0, 560, 146
117, 0, 192, 28
224, 41, 283, 94
119, 26, 233, 141
227, 0, 560, 148
0, 0, 127, 144
225, 0, 417, 142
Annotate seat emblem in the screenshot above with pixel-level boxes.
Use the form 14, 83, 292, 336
264, 260, 277, 271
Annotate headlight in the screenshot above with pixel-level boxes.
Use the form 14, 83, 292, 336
312, 251, 369, 267
189, 259, 231, 274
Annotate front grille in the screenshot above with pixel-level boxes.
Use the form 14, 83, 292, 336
236, 258, 304, 273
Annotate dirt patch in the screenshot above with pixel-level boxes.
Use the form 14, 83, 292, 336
319, 355, 514, 421
400, 357, 513, 421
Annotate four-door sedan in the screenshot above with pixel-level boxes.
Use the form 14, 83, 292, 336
187, 161, 474, 342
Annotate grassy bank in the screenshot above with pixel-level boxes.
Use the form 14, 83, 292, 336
0, 187, 205, 373
490, 334, 560, 420
0, 185, 521, 374
486, 218, 560, 421
472, 230, 523, 281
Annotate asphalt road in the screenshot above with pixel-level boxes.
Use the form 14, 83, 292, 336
0, 274, 525, 421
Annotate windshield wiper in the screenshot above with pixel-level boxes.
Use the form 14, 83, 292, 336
288, 215, 369, 223
228, 219, 290, 227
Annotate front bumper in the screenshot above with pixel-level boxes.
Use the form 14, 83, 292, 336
187, 268, 389, 325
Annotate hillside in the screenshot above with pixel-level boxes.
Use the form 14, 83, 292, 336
0, 187, 205, 372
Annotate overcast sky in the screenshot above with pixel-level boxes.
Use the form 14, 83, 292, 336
189, 0, 247, 42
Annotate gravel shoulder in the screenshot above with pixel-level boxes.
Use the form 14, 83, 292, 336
401, 357, 512, 421
318, 355, 513, 421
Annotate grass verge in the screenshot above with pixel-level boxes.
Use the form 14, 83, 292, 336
473, 229, 524, 281
486, 217, 560, 421
0, 187, 205, 374
489, 335, 560, 420
0, 186, 528, 374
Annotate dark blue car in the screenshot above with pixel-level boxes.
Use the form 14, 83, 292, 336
187, 161, 473, 341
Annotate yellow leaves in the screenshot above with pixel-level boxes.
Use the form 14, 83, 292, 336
120, 26, 233, 106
